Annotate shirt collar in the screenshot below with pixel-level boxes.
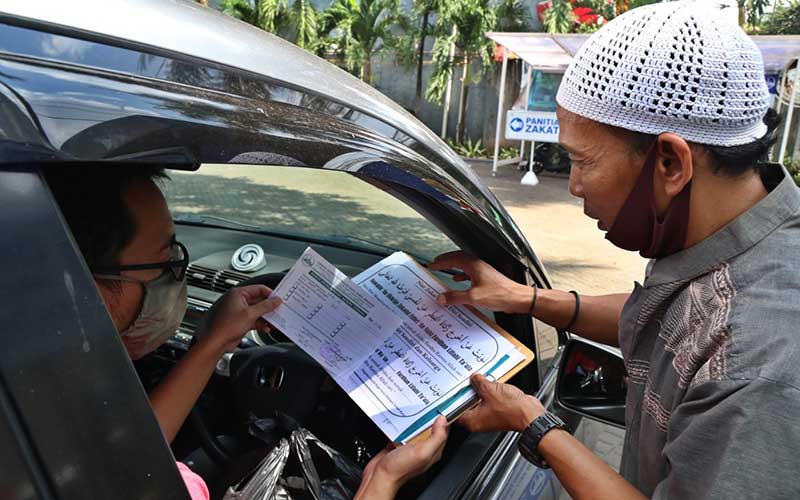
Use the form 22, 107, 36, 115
645, 166, 800, 287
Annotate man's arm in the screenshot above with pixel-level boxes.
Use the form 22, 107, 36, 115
430, 251, 628, 347
458, 374, 646, 500
150, 285, 280, 442
539, 431, 645, 500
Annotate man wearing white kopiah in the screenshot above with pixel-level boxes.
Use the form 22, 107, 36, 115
430, 1, 800, 499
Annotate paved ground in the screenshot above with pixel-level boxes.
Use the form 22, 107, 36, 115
469, 160, 647, 295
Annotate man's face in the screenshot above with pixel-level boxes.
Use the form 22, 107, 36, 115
97, 179, 175, 337
557, 107, 645, 231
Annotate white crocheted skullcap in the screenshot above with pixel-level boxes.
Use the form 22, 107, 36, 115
556, 0, 769, 147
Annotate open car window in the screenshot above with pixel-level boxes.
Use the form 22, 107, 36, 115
162, 164, 458, 262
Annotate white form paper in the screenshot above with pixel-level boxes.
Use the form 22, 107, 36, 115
263, 248, 526, 443
263, 247, 401, 378
346, 253, 525, 442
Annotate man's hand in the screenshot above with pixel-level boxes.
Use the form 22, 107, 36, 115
429, 251, 532, 314
355, 416, 449, 500
197, 284, 282, 355
459, 374, 546, 433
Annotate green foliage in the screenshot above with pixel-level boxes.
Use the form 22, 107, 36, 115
289, 0, 322, 50
321, 0, 406, 80
447, 138, 487, 158
543, 0, 574, 34
499, 146, 520, 160
385, 10, 418, 68
221, 0, 284, 32
785, 157, 800, 185
495, 0, 530, 32
542, 0, 660, 34
220, 0, 321, 51
760, 0, 800, 34
425, 27, 457, 104
425, 0, 528, 105
738, 0, 771, 30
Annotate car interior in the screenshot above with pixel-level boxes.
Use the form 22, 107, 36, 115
43, 163, 541, 500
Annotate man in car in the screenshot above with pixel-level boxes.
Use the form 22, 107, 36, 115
431, 2, 800, 499
46, 166, 447, 499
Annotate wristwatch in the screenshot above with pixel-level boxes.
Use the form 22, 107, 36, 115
518, 411, 571, 468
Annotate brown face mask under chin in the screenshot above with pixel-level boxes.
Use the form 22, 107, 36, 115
604, 145, 692, 259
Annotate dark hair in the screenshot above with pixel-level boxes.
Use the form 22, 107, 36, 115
625, 108, 781, 177
45, 166, 169, 276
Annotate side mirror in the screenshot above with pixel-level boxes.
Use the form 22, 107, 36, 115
555, 338, 627, 428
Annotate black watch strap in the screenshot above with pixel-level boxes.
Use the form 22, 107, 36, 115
518, 411, 571, 468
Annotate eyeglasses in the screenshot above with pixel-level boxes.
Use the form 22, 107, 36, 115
93, 241, 189, 282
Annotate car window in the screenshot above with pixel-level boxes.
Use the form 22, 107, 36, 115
161, 164, 458, 262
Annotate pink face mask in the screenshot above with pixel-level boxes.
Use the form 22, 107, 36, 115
604, 143, 692, 259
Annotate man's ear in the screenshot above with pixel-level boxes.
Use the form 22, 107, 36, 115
653, 133, 693, 214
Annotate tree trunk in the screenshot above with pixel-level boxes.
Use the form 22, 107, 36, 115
414, 9, 430, 115
440, 25, 458, 139
455, 54, 469, 143
363, 58, 372, 83
738, 1, 746, 26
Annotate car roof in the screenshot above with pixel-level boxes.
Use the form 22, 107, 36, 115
1, 0, 461, 170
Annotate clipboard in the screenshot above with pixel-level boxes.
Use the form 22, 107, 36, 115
400, 255, 535, 445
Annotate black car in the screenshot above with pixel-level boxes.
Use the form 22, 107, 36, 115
0, 2, 627, 499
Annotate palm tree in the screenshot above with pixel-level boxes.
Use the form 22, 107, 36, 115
220, 0, 321, 52
426, 0, 528, 141
320, 0, 406, 82
738, 0, 772, 31
412, 0, 438, 115
764, 0, 800, 34
220, 0, 283, 31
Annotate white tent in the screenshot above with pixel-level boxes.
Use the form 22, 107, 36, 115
486, 32, 800, 74
486, 32, 800, 177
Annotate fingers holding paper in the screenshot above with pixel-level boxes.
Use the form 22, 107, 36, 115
429, 251, 532, 314
198, 284, 282, 354
459, 374, 547, 433
356, 415, 450, 499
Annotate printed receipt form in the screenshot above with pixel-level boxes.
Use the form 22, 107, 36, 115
263, 247, 531, 443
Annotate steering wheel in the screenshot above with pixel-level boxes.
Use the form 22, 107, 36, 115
187, 272, 328, 466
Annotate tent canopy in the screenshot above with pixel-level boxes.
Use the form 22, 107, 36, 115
486, 32, 800, 74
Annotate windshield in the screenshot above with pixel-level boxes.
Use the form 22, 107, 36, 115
162, 164, 457, 262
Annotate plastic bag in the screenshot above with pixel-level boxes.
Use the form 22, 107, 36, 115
223, 439, 291, 500
224, 421, 362, 500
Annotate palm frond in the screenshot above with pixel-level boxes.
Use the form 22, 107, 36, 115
257, 0, 288, 31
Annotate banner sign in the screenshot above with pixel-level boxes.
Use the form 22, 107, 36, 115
505, 110, 559, 143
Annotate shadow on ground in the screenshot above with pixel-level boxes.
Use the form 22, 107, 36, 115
162, 172, 456, 259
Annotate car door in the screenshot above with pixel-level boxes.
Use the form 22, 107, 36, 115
0, 167, 190, 500
0, 10, 618, 498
